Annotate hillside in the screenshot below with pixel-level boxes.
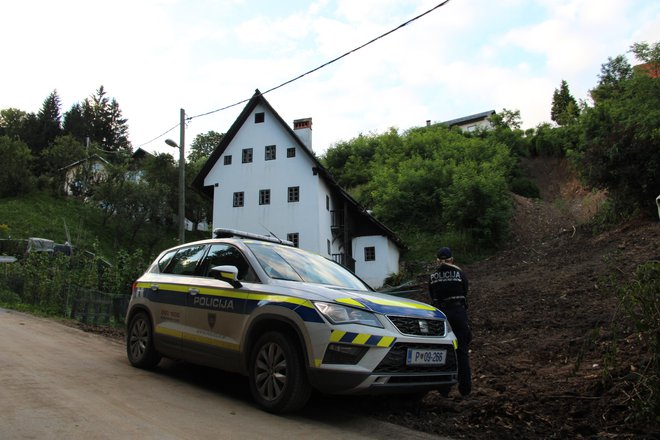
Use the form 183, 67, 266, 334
63, 157, 659, 438
357, 157, 660, 438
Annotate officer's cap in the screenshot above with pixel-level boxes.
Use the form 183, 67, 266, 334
437, 247, 452, 259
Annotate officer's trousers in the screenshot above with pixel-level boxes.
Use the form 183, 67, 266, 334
443, 304, 472, 395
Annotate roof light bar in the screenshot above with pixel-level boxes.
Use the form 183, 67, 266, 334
213, 228, 294, 246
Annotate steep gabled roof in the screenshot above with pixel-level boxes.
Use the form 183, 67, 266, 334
59, 154, 110, 171
192, 89, 314, 195
191, 89, 404, 249
440, 110, 495, 127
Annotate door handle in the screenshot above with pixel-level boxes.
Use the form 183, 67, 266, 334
189, 288, 199, 296
150, 285, 159, 291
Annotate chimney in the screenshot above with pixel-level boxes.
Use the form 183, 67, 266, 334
293, 117, 312, 151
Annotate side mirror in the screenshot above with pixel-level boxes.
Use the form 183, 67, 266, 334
210, 265, 242, 288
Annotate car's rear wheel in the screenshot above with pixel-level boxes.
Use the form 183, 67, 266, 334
127, 311, 161, 368
249, 331, 311, 413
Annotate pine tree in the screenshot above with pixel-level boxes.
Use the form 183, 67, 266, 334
37, 90, 63, 153
62, 86, 132, 160
551, 80, 579, 126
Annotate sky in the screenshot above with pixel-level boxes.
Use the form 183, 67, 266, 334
2, 0, 658, 158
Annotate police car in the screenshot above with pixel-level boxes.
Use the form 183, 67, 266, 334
126, 229, 457, 413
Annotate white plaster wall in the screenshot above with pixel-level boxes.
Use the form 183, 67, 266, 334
352, 235, 400, 289
204, 103, 321, 253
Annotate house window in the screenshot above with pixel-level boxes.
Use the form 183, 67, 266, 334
326, 195, 329, 211
242, 148, 253, 163
265, 145, 276, 161
255, 112, 265, 123
287, 233, 299, 248
364, 246, 376, 262
287, 147, 296, 158
327, 239, 331, 255
224, 155, 232, 165
287, 186, 300, 203
233, 192, 244, 207
259, 189, 270, 205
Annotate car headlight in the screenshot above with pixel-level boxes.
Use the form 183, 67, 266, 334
314, 302, 383, 328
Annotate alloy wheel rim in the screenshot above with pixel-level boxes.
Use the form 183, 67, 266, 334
255, 342, 287, 401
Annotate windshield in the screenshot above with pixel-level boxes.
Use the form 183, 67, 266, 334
246, 242, 370, 291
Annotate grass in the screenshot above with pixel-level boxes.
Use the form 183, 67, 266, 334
0, 192, 209, 263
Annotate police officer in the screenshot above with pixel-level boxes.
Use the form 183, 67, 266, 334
429, 247, 472, 397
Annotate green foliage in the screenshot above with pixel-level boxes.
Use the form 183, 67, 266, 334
551, 80, 580, 126
509, 176, 540, 198
323, 131, 390, 189
577, 71, 660, 215
0, 224, 9, 239
188, 130, 223, 163
62, 86, 131, 158
590, 54, 633, 102
186, 158, 212, 231
439, 161, 512, 245
0, 136, 35, 197
0, 247, 149, 319
324, 124, 515, 250
611, 261, 660, 426
529, 122, 581, 157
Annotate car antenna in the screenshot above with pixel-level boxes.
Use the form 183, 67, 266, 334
260, 223, 284, 244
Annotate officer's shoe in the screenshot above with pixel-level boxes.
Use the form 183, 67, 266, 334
458, 384, 471, 396
438, 385, 451, 398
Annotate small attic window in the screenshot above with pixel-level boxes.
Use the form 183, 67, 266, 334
255, 112, 265, 123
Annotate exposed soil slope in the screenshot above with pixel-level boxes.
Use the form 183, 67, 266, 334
359, 158, 660, 439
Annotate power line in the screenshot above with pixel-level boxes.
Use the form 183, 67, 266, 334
137, 0, 453, 148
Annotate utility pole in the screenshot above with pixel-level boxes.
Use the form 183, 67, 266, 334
166, 108, 186, 244
178, 108, 186, 244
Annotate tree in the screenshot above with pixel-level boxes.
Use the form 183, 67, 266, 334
62, 86, 132, 159
551, 80, 580, 126
186, 158, 212, 231
92, 164, 174, 246
188, 131, 223, 163
578, 41, 660, 216
0, 136, 34, 197
0, 108, 29, 139
137, 152, 179, 225
37, 90, 63, 153
590, 55, 633, 102
41, 135, 87, 192
489, 108, 522, 130
631, 41, 660, 78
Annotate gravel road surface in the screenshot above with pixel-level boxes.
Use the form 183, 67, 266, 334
0, 308, 447, 440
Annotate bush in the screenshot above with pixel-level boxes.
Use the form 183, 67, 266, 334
510, 177, 540, 198
610, 261, 660, 426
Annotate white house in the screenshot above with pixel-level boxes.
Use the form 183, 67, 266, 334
60, 154, 109, 196
192, 90, 404, 288
438, 110, 496, 132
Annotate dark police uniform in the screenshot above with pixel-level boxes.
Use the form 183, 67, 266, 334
428, 250, 472, 396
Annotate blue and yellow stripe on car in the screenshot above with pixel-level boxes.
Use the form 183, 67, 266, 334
336, 295, 445, 319
136, 281, 324, 323
329, 329, 395, 348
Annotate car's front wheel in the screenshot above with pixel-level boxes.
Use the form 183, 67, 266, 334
249, 331, 311, 413
126, 311, 161, 369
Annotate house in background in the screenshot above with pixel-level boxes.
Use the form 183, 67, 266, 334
193, 90, 403, 288
60, 154, 109, 196
435, 109, 496, 132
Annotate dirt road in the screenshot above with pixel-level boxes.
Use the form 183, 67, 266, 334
0, 308, 447, 440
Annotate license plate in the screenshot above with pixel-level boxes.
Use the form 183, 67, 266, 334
406, 348, 447, 366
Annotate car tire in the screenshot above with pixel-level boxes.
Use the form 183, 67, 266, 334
126, 311, 161, 369
249, 331, 311, 413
